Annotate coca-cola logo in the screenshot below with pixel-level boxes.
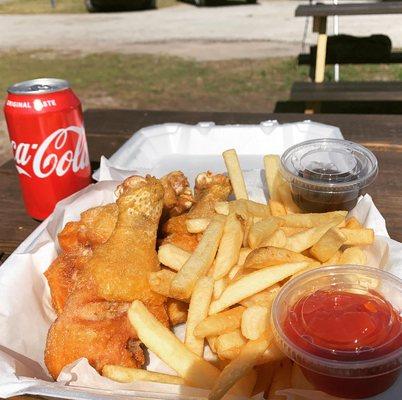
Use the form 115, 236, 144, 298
11, 125, 90, 178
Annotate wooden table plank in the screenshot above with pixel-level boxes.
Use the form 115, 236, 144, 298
295, 2, 402, 17
1, 110, 401, 257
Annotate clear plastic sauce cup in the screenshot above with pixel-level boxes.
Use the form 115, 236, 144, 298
280, 139, 378, 212
271, 265, 402, 399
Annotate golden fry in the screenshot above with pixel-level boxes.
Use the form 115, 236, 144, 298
340, 228, 375, 246
185, 277, 214, 356
345, 217, 363, 229
170, 215, 226, 300
244, 246, 313, 269
280, 211, 347, 228
267, 358, 293, 400
284, 218, 343, 253
209, 262, 308, 314
209, 333, 272, 400
240, 284, 280, 308
194, 306, 245, 338
248, 217, 281, 249
241, 305, 269, 340
339, 246, 367, 265
264, 154, 282, 201
269, 199, 287, 216
216, 329, 247, 360
158, 244, 191, 271
223, 149, 248, 200
277, 183, 301, 214
186, 218, 210, 233
128, 300, 220, 389
102, 365, 186, 385
212, 213, 244, 280
260, 229, 287, 248
310, 227, 347, 262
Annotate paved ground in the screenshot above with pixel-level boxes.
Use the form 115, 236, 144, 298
1, 1, 402, 60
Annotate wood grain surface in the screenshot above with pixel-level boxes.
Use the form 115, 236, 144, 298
0, 110, 401, 259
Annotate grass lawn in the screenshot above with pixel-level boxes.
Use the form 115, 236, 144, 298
0, 0, 178, 14
1, 51, 401, 112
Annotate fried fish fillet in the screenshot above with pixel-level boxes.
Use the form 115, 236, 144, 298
45, 176, 168, 379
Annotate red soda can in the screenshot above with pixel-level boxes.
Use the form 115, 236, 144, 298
4, 78, 91, 220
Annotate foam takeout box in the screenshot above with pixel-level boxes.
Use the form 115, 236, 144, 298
0, 120, 401, 400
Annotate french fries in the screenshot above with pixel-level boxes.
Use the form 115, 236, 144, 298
345, 217, 363, 229
216, 329, 247, 360
284, 218, 343, 253
290, 363, 314, 390
241, 306, 269, 340
248, 217, 281, 249
277, 183, 301, 214
264, 154, 282, 201
194, 306, 245, 338
186, 218, 210, 233
340, 228, 375, 245
269, 199, 287, 216
128, 300, 220, 389
212, 213, 243, 280
244, 247, 313, 270
280, 211, 347, 228
310, 227, 347, 262
123, 151, 379, 400
267, 358, 293, 399
209, 333, 272, 400
185, 277, 214, 356
102, 365, 186, 385
339, 246, 367, 265
223, 149, 248, 200
261, 229, 287, 248
240, 284, 280, 308
209, 262, 309, 314
158, 244, 191, 271
213, 278, 227, 300
170, 215, 226, 300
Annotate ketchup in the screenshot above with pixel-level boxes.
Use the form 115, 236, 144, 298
284, 289, 402, 398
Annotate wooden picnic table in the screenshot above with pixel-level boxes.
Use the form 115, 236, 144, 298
1, 110, 402, 265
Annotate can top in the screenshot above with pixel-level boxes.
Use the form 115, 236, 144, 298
7, 78, 70, 95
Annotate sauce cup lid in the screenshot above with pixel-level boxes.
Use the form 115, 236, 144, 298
280, 139, 378, 192
271, 265, 402, 378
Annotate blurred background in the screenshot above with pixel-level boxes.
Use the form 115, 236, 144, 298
1, 0, 402, 165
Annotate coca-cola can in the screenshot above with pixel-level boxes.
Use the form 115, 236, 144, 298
4, 78, 91, 220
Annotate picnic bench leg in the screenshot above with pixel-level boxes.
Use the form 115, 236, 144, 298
313, 16, 327, 83
305, 16, 327, 113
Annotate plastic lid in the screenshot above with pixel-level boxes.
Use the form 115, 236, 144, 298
272, 266, 402, 378
280, 138, 378, 192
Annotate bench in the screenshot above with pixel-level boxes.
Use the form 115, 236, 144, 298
293, 2, 402, 112
291, 81, 402, 102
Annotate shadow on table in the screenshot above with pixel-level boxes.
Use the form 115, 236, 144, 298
274, 100, 402, 114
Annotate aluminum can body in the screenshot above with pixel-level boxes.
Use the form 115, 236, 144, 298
4, 78, 91, 220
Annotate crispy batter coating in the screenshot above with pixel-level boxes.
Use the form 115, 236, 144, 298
45, 176, 168, 379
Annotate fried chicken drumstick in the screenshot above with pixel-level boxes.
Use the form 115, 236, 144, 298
45, 176, 169, 379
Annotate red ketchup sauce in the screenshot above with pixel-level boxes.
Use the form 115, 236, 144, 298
284, 289, 402, 398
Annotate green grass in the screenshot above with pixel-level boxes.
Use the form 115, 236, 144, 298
1, 51, 401, 112
0, 0, 178, 14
